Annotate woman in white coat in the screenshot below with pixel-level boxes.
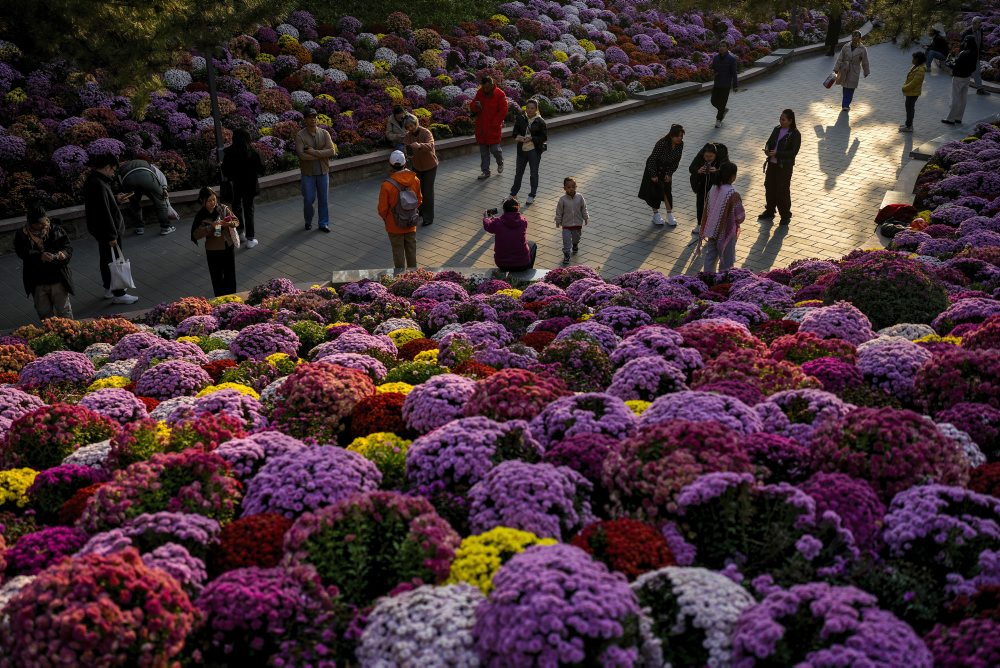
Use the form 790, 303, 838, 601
834, 31, 871, 111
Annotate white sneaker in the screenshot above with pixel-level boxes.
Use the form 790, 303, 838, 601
652, 212, 664, 226
525, 196, 534, 205
112, 294, 139, 305
246, 238, 259, 249
103, 289, 114, 299
135, 227, 145, 236
666, 212, 678, 227
159, 226, 176, 236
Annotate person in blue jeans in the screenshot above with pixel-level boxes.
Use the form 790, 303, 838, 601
294, 107, 336, 232
925, 27, 949, 71
509, 99, 547, 205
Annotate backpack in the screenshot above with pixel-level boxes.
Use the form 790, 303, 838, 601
384, 177, 420, 226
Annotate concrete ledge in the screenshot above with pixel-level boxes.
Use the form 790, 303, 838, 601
330, 266, 547, 287
879, 190, 916, 208
0, 22, 873, 248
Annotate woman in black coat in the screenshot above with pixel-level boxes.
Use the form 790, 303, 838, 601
689, 142, 729, 233
509, 98, 548, 205
638, 124, 685, 227
221, 129, 265, 248
13, 203, 74, 320
758, 109, 802, 226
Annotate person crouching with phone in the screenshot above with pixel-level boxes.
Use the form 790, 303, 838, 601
483, 197, 536, 272
190, 186, 240, 296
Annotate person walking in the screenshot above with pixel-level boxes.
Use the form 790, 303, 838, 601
555, 177, 588, 266
221, 129, 265, 248
900, 52, 927, 132
943, 36, 979, 125
469, 76, 508, 180
834, 30, 871, 111
14, 202, 74, 320
483, 198, 536, 272
926, 27, 950, 71
688, 142, 729, 234
386, 106, 417, 150
698, 162, 745, 273
295, 107, 336, 232
84, 154, 138, 305
378, 150, 422, 270
510, 98, 548, 205
962, 16, 990, 94
402, 116, 437, 227
118, 157, 177, 236
190, 186, 240, 297
709, 41, 739, 128
759, 109, 801, 226
638, 124, 685, 227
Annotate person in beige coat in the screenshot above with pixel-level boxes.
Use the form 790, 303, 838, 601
834, 31, 871, 111
402, 116, 438, 226
295, 107, 337, 232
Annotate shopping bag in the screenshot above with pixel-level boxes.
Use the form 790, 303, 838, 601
822, 73, 836, 89
108, 245, 136, 291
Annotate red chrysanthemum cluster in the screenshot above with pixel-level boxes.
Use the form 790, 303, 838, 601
452, 360, 497, 378
518, 330, 557, 352
210, 512, 293, 574
968, 462, 1000, 499
351, 392, 408, 439
571, 518, 673, 580
56, 482, 105, 525
398, 338, 439, 360
203, 359, 238, 383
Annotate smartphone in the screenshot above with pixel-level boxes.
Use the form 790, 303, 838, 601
120, 191, 134, 200
486, 208, 499, 216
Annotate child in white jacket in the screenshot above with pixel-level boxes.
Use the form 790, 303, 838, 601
555, 177, 589, 265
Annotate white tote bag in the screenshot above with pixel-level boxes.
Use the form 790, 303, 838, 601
108, 245, 136, 291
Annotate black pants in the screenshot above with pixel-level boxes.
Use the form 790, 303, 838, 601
415, 166, 436, 225
695, 187, 708, 226
498, 241, 537, 272
660, 179, 673, 209
764, 163, 794, 219
710, 87, 731, 121
231, 188, 256, 240
97, 235, 126, 296
206, 246, 237, 297
904, 95, 918, 128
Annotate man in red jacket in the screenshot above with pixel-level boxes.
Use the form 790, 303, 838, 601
470, 76, 508, 180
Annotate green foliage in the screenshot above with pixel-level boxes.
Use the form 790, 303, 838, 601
297, 0, 498, 30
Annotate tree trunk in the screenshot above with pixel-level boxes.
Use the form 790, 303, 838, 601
206, 55, 225, 165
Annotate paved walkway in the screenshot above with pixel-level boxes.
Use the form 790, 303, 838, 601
1, 42, 997, 329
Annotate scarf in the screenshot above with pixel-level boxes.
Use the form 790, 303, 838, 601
697, 184, 742, 256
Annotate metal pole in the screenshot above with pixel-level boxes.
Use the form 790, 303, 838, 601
205, 53, 225, 167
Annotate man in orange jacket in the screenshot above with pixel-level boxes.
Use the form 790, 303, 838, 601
469, 76, 508, 180
377, 150, 423, 270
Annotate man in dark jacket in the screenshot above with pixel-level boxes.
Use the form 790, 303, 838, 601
926, 28, 950, 71
943, 36, 979, 124
118, 157, 177, 236
962, 17, 990, 94
13, 202, 74, 320
710, 41, 739, 128
84, 153, 139, 304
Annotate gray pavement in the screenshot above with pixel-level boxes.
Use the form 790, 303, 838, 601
1, 42, 997, 329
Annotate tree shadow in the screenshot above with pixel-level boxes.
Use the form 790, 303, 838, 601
814, 110, 860, 190
741, 221, 789, 271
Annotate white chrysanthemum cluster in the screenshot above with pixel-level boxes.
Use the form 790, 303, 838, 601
937, 422, 987, 467
374, 47, 398, 66
256, 112, 280, 128
324, 68, 348, 83
357, 584, 485, 667
374, 318, 423, 336
206, 349, 238, 362
62, 439, 112, 469
163, 69, 193, 92
148, 395, 197, 421
355, 60, 376, 77
95, 359, 137, 380
290, 90, 313, 106
275, 24, 299, 39
632, 567, 756, 668
0, 575, 36, 619
84, 343, 114, 360
190, 56, 207, 74
876, 323, 936, 340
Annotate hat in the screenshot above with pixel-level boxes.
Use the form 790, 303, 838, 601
389, 150, 406, 167
303, 107, 318, 117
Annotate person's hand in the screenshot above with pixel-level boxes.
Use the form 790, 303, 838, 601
41, 252, 53, 262
708, 166, 718, 173
116, 192, 131, 204
650, 176, 659, 183
663, 175, 671, 183
109, 239, 118, 247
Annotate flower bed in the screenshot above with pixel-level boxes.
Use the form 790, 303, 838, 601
4, 188, 1000, 663
0, 3, 864, 217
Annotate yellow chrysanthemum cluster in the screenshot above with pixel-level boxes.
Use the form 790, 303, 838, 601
6, 88, 27, 104
578, 39, 596, 52
413, 107, 432, 122
260, 128, 273, 136
447, 527, 557, 593
553, 50, 569, 63
387, 328, 424, 347
256, 53, 276, 64
196, 382, 260, 399
277, 34, 299, 48
347, 431, 412, 458
265, 352, 301, 375
435, 73, 453, 85
209, 294, 243, 306
385, 85, 405, 103
913, 334, 962, 345
317, 113, 333, 127
579, 313, 592, 321
794, 300, 824, 308
87, 376, 131, 392
176, 336, 201, 345
0, 468, 38, 508
340, 110, 353, 118
490, 14, 510, 25
377, 381, 414, 395
316, 93, 337, 104
625, 400, 652, 415
495, 288, 523, 299
413, 349, 439, 365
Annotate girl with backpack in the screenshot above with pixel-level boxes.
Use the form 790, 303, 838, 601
377, 150, 423, 270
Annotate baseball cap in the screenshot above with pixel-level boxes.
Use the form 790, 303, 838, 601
389, 150, 406, 167
303, 107, 318, 117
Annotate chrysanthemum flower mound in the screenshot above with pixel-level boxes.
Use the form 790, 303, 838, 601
632, 566, 756, 668
2, 403, 117, 470
270, 362, 375, 441
733, 582, 932, 666
0, 548, 196, 666
282, 491, 459, 606
447, 526, 557, 594
571, 518, 673, 580
809, 406, 969, 501
474, 543, 642, 666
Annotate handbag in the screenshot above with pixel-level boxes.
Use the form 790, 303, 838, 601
823, 72, 837, 88
108, 245, 136, 291
522, 139, 535, 152
221, 206, 240, 249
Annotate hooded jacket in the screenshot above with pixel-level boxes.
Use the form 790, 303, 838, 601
14, 223, 74, 295
483, 211, 531, 269
689, 142, 730, 193
378, 169, 423, 234
952, 38, 978, 78
386, 112, 417, 144
471, 87, 508, 145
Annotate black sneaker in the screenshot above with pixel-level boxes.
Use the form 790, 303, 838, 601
779, 217, 791, 226
477, 172, 490, 180
562, 255, 570, 266
757, 211, 774, 220
497, 162, 504, 174
421, 220, 433, 227
319, 226, 330, 233
304, 222, 312, 230
572, 245, 578, 255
